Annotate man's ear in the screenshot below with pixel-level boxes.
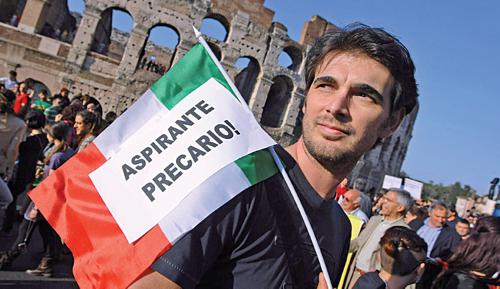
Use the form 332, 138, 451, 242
380, 108, 405, 139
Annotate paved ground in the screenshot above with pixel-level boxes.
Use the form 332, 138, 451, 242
0, 215, 79, 289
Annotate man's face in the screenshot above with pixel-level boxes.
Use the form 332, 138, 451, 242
455, 222, 470, 237
19, 83, 27, 93
429, 208, 447, 228
301, 52, 400, 171
379, 191, 403, 217
341, 190, 360, 212
87, 103, 96, 113
74, 114, 89, 136
52, 98, 61, 107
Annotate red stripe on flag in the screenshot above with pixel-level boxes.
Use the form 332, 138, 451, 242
29, 143, 171, 289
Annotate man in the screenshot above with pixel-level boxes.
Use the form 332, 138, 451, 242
13, 82, 30, 115
130, 24, 418, 289
44, 95, 63, 124
447, 208, 458, 227
0, 91, 26, 183
455, 218, 470, 240
0, 71, 19, 91
341, 189, 369, 223
414, 201, 461, 289
347, 188, 413, 288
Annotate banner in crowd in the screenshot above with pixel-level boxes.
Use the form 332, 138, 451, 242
29, 43, 277, 289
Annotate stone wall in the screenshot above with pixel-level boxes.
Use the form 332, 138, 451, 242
0, 0, 418, 193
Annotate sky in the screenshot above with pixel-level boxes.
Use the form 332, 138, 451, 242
67, 0, 500, 196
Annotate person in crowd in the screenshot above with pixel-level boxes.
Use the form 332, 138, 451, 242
341, 189, 369, 223
372, 189, 388, 216
31, 89, 52, 111
335, 178, 349, 201
455, 218, 471, 240
13, 82, 31, 116
414, 201, 461, 289
44, 95, 63, 124
55, 102, 83, 148
51, 87, 70, 109
1, 110, 48, 233
74, 110, 99, 152
353, 226, 427, 289
346, 188, 414, 288
0, 70, 19, 91
131, 24, 418, 289
104, 111, 117, 124
432, 216, 499, 289
24, 122, 74, 277
447, 208, 458, 227
0, 92, 26, 187
405, 205, 428, 230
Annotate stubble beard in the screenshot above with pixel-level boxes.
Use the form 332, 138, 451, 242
302, 116, 363, 176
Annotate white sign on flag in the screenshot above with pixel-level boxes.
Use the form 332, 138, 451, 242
403, 178, 423, 199
89, 78, 275, 243
382, 175, 403, 190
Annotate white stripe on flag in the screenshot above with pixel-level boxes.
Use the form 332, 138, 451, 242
158, 162, 251, 243
94, 89, 169, 159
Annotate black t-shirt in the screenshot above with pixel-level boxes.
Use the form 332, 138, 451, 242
152, 146, 351, 289
15, 133, 48, 184
352, 272, 386, 289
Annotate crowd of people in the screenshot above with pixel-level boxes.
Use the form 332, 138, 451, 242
338, 183, 499, 289
0, 72, 117, 276
139, 56, 168, 75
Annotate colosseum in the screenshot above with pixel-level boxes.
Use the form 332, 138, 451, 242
0, 0, 418, 193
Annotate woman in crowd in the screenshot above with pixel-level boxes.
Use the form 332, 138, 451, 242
353, 226, 428, 289
432, 216, 500, 289
24, 122, 74, 277
1, 110, 48, 233
74, 109, 99, 152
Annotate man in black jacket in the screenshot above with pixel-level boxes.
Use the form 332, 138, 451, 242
414, 201, 461, 289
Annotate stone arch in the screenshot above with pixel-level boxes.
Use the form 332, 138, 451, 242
138, 24, 180, 74
207, 42, 222, 61
234, 57, 260, 103
31, 79, 52, 98
200, 13, 230, 42
279, 45, 303, 72
261, 75, 294, 128
0, 0, 26, 27
90, 7, 133, 61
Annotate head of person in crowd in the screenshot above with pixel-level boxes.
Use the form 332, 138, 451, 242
378, 226, 428, 289
18, 82, 28, 94
74, 110, 99, 138
86, 101, 103, 119
70, 94, 83, 107
8, 70, 17, 81
25, 109, 46, 131
60, 87, 69, 98
0, 83, 4, 93
379, 188, 413, 220
447, 208, 457, 222
38, 89, 48, 101
455, 218, 470, 240
104, 111, 117, 124
428, 201, 448, 228
432, 216, 500, 288
44, 122, 69, 164
341, 189, 362, 213
404, 205, 427, 224
295, 24, 418, 187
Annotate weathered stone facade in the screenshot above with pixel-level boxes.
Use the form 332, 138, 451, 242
0, 0, 417, 193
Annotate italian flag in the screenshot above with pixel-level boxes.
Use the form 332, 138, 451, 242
29, 43, 278, 288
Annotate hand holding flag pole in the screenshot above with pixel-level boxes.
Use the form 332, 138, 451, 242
193, 27, 334, 289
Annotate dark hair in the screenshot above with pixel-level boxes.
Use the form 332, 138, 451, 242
105, 111, 117, 123
380, 226, 427, 276
44, 122, 70, 164
25, 109, 46, 129
9, 70, 17, 77
305, 23, 418, 115
433, 216, 500, 288
456, 218, 470, 226
408, 205, 428, 220
76, 110, 99, 136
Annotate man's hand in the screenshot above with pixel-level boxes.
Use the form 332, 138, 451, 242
317, 272, 328, 289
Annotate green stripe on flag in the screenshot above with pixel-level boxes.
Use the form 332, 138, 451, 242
150, 44, 236, 109
235, 149, 278, 185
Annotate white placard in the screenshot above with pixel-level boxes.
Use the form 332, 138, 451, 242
403, 178, 423, 199
382, 175, 403, 190
90, 78, 275, 242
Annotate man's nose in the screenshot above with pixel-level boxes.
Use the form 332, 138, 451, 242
325, 89, 350, 120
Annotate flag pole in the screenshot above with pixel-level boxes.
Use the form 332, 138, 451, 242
193, 27, 334, 289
